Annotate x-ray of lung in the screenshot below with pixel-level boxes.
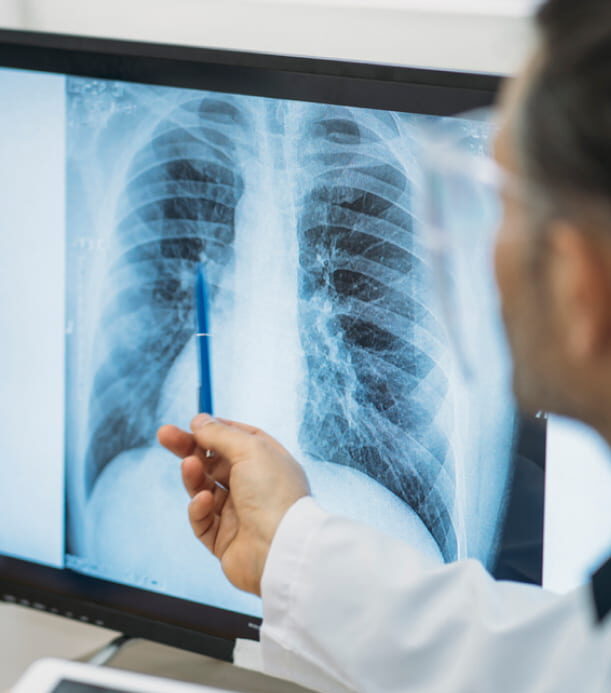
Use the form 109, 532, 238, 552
64, 76, 516, 615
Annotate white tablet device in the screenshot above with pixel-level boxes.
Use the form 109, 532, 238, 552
12, 658, 230, 693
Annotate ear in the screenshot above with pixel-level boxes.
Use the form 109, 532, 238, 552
548, 223, 611, 361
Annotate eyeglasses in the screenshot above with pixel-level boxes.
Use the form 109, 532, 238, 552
417, 109, 513, 387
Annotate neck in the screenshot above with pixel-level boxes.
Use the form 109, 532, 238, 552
592, 421, 611, 451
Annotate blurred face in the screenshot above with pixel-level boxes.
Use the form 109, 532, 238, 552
493, 59, 571, 415
493, 57, 611, 424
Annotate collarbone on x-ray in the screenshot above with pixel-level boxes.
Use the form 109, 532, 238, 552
64, 78, 514, 611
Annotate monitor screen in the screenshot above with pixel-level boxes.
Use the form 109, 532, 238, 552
0, 29, 546, 655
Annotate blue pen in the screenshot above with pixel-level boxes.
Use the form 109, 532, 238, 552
195, 263, 214, 416
195, 264, 224, 474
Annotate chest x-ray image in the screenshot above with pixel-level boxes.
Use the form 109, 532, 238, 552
64, 76, 516, 615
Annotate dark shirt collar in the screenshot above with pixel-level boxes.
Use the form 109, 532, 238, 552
591, 554, 611, 625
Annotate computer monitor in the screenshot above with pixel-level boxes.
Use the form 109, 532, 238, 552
0, 28, 546, 659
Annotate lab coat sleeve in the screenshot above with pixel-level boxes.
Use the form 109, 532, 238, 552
260, 497, 607, 693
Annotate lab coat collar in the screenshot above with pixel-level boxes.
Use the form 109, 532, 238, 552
591, 554, 611, 625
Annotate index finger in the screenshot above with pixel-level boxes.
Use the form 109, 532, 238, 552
157, 424, 196, 459
190, 414, 255, 463
216, 418, 287, 454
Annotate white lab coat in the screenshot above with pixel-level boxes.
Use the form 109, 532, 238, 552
260, 497, 611, 692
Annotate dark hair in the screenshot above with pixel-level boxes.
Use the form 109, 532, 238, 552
519, 0, 611, 218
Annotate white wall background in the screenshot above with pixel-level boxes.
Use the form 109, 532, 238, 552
0, 0, 23, 24
0, 0, 536, 75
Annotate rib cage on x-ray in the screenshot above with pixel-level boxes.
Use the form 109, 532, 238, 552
296, 111, 456, 561
81, 88, 458, 562
84, 96, 249, 495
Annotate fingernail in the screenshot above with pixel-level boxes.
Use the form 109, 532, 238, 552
192, 413, 215, 428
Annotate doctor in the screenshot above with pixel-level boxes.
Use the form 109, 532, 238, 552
159, 0, 611, 689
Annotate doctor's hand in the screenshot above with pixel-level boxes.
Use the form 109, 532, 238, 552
157, 415, 310, 596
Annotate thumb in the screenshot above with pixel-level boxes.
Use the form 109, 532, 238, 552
190, 414, 255, 463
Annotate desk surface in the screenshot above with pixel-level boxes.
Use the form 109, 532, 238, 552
0, 603, 313, 692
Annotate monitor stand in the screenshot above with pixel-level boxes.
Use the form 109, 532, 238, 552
86, 634, 136, 666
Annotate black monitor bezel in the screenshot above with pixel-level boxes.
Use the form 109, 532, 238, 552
0, 27, 503, 658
